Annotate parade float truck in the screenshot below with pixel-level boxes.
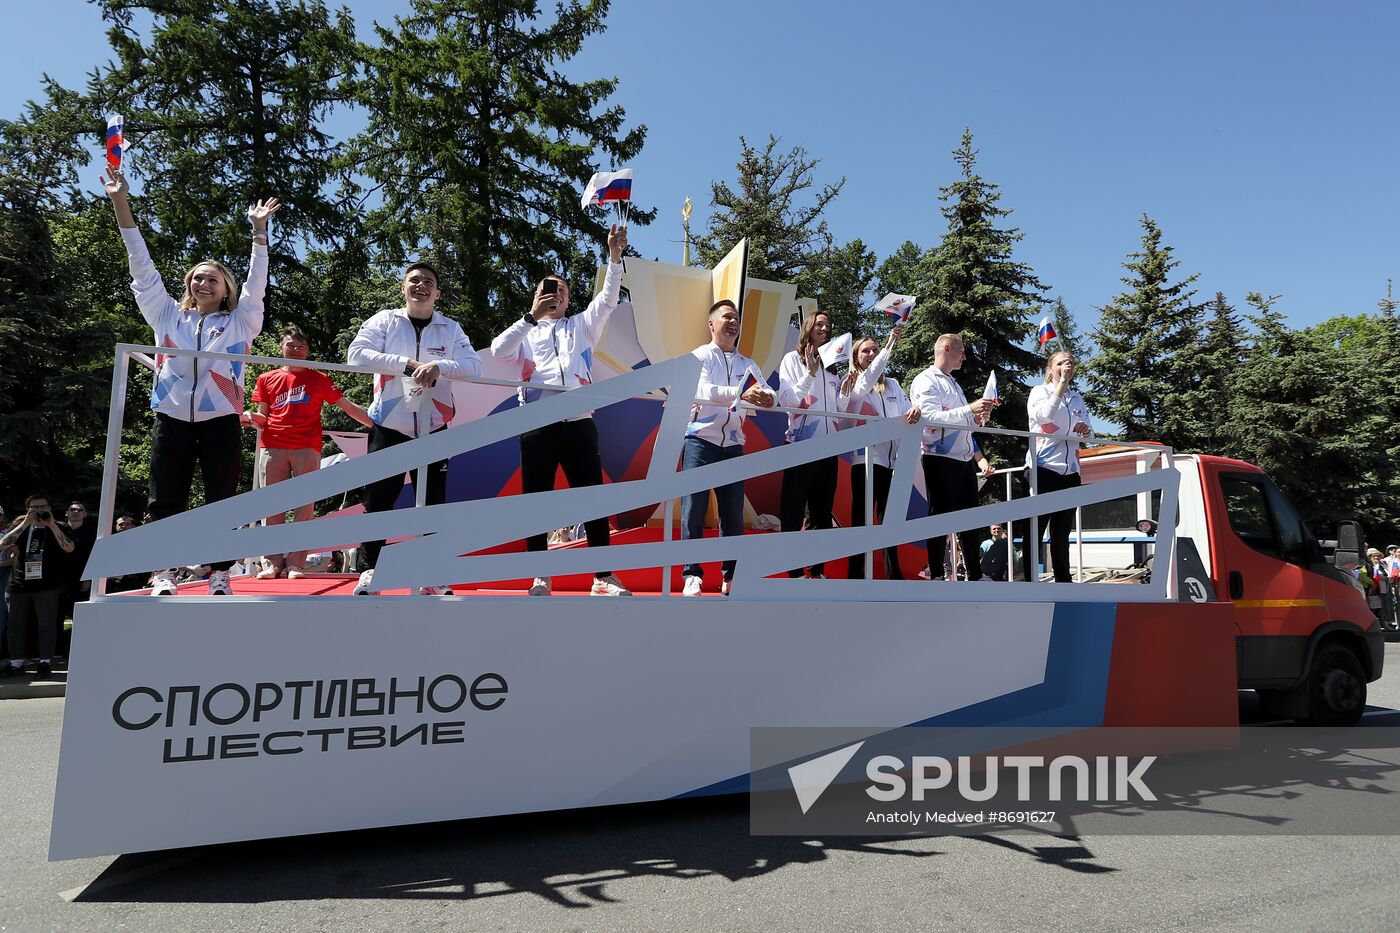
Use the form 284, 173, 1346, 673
48, 246, 1383, 859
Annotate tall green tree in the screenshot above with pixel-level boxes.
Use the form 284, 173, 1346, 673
1226, 295, 1400, 542
697, 134, 844, 283
1086, 214, 1202, 447
795, 238, 877, 338
1184, 291, 1247, 456
0, 115, 121, 502
351, 0, 650, 347
892, 129, 1049, 452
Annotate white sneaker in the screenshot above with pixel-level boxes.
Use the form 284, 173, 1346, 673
721, 578, 731, 596
150, 570, 178, 596
354, 569, 377, 596
528, 577, 552, 596
208, 570, 233, 596
591, 574, 632, 597
418, 585, 451, 596
682, 575, 703, 597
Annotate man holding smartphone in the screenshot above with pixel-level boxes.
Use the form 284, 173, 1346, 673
490, 224, 630, 597
1, 495, 75, 679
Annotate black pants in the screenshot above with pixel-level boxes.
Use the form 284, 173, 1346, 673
361, 424, 450, 569
1021, 467, 1081, 583
780, 455, 838, 577
921, 455, 983, 581
848, 462, 904, 580
520, 419, 611, 577
5, 588, 61, 662
149, 413, 243, 572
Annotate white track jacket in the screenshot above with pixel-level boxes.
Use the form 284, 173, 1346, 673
347, 309, 484, 437
121, 227, 266, 422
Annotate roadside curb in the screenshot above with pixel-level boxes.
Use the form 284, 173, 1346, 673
0, 680, 66, 700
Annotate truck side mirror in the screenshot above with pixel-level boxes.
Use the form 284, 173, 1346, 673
1334, 520, 1363, 570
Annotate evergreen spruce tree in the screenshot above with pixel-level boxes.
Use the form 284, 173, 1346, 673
1184, 292, 1247, 456
697, 135, 844, 282
1086, 214, 1203, 447
352, 0, 651, 346
892, 129, 1049, 451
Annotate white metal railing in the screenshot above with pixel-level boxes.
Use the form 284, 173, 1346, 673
93, 344, 1175, 598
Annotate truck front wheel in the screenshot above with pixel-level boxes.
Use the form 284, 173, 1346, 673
1295, 644, 1367, 726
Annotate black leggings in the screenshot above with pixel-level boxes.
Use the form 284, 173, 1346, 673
520, 419, 611, 577
920, 455, 982, 581
360, 424, 449, 569
780, 455, 838, 577
848, 462, 903, 580
149, 413, 242, 572
1021, 467, 1081, 583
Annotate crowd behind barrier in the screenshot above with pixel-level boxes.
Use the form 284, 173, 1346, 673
0, 173, 1150, 679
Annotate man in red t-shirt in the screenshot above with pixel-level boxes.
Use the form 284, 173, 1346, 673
247, 325, 372, 578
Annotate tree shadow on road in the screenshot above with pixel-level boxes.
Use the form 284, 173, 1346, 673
71, 794, 1107, 909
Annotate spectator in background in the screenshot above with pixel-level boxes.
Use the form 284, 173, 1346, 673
1, 495, 75, 679
247, 325, 372, 580
0, 505, 12, 659
59, 500, 97, 624
106, 514, 150, 593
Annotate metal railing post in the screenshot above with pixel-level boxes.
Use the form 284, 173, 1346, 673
1028, 467, 1041, 583
91, 348, 132, 601
864, 448, 875, 578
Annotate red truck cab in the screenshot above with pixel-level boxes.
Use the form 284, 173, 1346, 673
1193, 455, 1384, 724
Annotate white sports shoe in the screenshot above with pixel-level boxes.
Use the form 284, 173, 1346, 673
528, 577, 552, 596
207, 570, 233, 596
354, 569, 377, 596
418, 585, 451, 596
682, 575, 703, 597
150, 570, 178, 596
590, 574, 632, 597
721, 578, 731, 597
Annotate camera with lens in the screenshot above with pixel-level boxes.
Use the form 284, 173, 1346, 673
35, 510, 51, 522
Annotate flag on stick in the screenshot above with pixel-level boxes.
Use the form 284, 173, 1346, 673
580, 168, 633, 209
729, 367, 764, 412
875, 292, 916, 324
982, 370, 1000, 404
105, 114, 124, 171
818, 332, 853, 369
1037, 316, 1057, 346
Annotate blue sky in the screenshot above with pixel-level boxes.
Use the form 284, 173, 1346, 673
4, 0, 1397, 334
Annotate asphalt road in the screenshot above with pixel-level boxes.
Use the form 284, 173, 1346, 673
6, 648, 1400, 932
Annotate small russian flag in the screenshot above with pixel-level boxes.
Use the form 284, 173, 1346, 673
105, 113, 124, 171
1037, 316, 1057, 346
875, 292, 916, 324
730, 369, 761, 411
581, 168, 633, 208
982, 370, 1000, 404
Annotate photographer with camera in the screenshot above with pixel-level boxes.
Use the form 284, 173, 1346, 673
1, 495, 74, 679
489, 224, 630, 597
